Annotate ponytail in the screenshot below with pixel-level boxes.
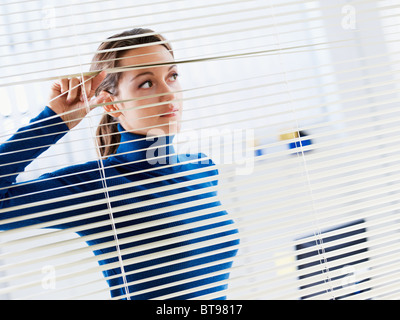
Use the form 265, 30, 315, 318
96, 113, 120, 158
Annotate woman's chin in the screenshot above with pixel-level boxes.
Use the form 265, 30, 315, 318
144, 122, 180, 137
160, 120, 180, 135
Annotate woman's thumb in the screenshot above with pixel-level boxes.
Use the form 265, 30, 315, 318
91, 71, 107, 92
88, 95, 102, 109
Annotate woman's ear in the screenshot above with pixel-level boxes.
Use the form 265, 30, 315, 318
100, 91, 122, 118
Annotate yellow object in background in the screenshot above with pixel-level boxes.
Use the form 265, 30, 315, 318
279, 132, 299, 141
279, 130, 313, 152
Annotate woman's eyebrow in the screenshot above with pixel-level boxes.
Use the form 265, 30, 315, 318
131, 71, 154, 82
130, 65, 177, 82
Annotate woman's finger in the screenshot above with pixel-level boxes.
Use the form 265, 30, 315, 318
89, 71, 107, 96
88, 94, 104, 110
60, 78, 69, 96
81, 76, 92, 101
48, 81, 62, 102
67, 78, 80, 103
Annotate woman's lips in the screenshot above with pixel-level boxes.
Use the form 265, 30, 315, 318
161, 109, 179, 117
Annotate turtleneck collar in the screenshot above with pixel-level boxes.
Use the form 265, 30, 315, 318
110, 124, 179, 169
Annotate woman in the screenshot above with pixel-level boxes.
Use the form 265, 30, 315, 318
0, 28, 239, 300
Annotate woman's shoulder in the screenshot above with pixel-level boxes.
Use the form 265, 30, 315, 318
41, 160, 104, 183
178, 152, 219, 177
178, 152, 216, 166
195, 152, 217, 168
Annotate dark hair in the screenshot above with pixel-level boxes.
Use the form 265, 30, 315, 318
91, 28, 173, 158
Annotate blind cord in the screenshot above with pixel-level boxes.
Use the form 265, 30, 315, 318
269, 0, 335, 299
70, 6, 131, 300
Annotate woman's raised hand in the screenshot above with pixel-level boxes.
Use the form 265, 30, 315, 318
48, 71, 107, 129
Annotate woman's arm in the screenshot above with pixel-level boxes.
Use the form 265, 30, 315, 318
0, 72, 107, 230
0, 107, 72, 229
0, 107, 69, 195
0, 106, 103, 231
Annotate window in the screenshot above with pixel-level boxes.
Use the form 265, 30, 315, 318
1, 0, 399, 300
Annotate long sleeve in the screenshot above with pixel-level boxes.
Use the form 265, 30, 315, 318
0, 107, 105, 230
0, 106, 68, 192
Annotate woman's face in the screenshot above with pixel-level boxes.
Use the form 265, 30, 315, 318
106, 45, 183, 136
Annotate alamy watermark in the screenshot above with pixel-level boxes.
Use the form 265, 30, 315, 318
145, 128, 256, 175
41, 5, 56, 30
341, 5, 357, 30
41, 265, 56, 290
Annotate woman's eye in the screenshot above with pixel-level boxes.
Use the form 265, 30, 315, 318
169, 73, 179, 81
139, 80, 153, 89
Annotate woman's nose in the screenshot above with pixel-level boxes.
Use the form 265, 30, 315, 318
159, 83, 175, 102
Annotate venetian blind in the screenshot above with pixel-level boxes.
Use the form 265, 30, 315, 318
0, 0, 400, 300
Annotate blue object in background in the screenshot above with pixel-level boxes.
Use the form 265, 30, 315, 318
288, 131, 312, 151
289, 139, 311, 149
